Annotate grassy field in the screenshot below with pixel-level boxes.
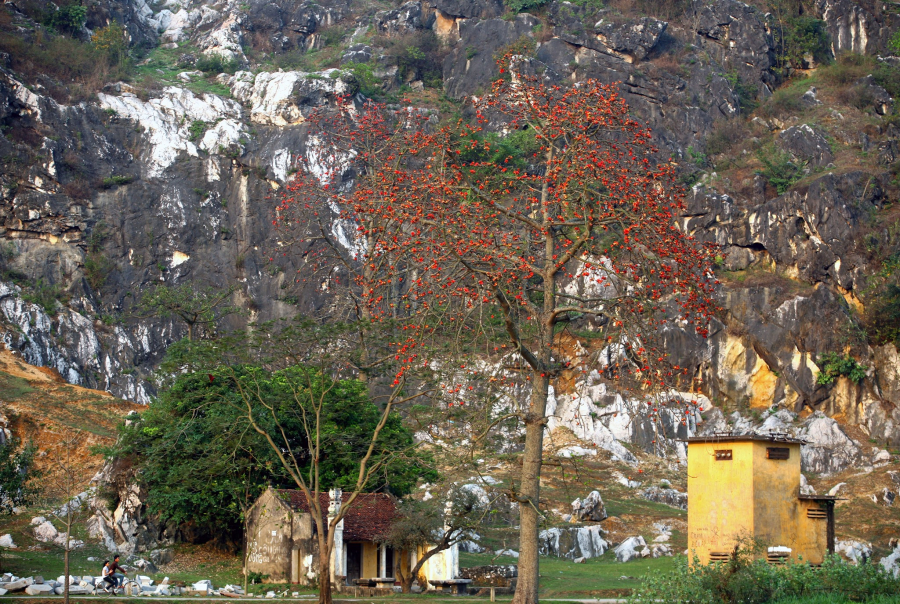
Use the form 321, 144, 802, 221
458, 552, 677, 597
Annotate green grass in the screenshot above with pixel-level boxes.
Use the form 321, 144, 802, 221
0, 371, 35, 400
132, 44, 232, 98
604, 497, 686, 519
459, 552, 678, 596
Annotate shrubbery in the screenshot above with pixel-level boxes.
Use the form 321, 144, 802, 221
631, 550, 900, 604
755, 147, 806, 195
815, 351, 867, 385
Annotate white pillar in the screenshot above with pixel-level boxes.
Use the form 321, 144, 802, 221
379, 544, 387, 577
327, 489, 344, 586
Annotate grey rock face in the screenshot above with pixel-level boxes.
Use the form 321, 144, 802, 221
433, 0, 505, 19
375, 1, 432, 34
857, 75, 895, 115
829, 1, 900, 56
800, 413, 862, 475
443, 14, 540, 100
778, 124, 834, 169
692, 0, 776, 93
593, 17, 667, 62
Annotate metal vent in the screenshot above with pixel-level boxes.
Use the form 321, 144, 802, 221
767, 547, 791, 565
709, 552, 730, 563
767, 553, 789, 565
807, 508, 827, 519
715, 450, 732, 461
766, 447, 790, 460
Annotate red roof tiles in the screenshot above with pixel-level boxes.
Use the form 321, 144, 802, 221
277, 490, 398, 542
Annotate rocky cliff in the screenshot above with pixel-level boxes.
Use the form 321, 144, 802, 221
0, 0, 898, 475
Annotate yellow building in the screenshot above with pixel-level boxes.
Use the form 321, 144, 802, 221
687, 435, 835, 565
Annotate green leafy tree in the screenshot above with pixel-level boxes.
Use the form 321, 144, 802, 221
115, 345, 435, 547
91, 22, 127, 66
0, 436, 37, 514
138, 284, 241, 341
377, 486, 487, 593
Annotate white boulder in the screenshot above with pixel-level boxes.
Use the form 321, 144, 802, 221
571, 491, 608, 522
836, 540, 872, 563
879, 544, 900, 578
615, 536, 647, 563
0, 534, 16, 548
25, 584, 53, 595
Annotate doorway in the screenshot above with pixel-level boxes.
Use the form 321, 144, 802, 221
346, 543, 362, 585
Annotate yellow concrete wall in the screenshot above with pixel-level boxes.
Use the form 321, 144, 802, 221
362, 542, 378, 578
796, 500, 829, 565
688, 441, 756, 564
751, 441, 802, 554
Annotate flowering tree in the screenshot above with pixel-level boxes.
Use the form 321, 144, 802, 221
280, 58, 717, 604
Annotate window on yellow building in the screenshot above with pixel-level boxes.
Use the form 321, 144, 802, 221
714, 450, 732, 460
766, 447, 790, 460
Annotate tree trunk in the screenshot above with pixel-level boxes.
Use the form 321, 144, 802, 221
317, 550, 332, 604
512, 371, 550, 604
400, 574, 414, 594
63, 546, 70, 604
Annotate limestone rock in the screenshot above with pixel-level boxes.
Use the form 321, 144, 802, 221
539, 525, 608, 559
443, 14, 540, 100
593, 17, 667, 62
800, 87, 822, 108
836, 540, 872, 563
33, 521, 59, 543
777, 124, 834, 169
614, 536, 647, 563
0, 534, 15, 548
25, 584, 53, 595
375, 1, 431, 34
150, 547, 174, 566
800, 474, 816, 496
228, 70, 350, 126
571, 491, 608, 522
134, 558, 158, 574
880, 544, 900, 578
639, 487, 688, 510
3, 580, 27, 592
434, 0, 505, 18
801, 414, 862, 476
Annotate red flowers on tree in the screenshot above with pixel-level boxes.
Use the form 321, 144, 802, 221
279, 55, 717, 604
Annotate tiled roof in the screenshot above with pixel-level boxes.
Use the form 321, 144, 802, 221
277, 490, 398, 542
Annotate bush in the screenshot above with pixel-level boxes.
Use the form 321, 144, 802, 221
505, 0, 551, 12
757, 86, 803, 119
865, 282, 900, 346
45, 2, 87, 34
0, 29, 129, 102
101, 175, 134, 188
820, 53, 874, 86
815, 351, 867, 385
756, 147, 806, 194
20, 279, 67, 315
195, 53, 239, 74
705, 119, 751, 158
631, 550, 900, 604
376, 30, 447, 88
91, 22, 127, 66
